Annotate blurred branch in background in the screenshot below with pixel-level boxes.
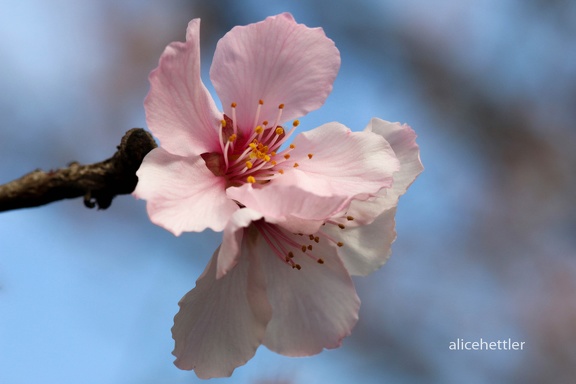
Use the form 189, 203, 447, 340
0, 128, 156, 212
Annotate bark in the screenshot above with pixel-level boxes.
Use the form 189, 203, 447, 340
0, 128, 157, 212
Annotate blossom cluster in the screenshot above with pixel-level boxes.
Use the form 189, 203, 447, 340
135, 13, 422, 379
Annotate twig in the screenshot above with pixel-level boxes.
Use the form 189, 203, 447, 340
0, 128, 157, 212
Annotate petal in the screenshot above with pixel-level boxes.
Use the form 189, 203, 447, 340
326, 208, 397, 276
256, 231, 360, 356
366, 118, 424, 207
210, 13, 340, 134
145, 19, 222, 157
276, 122, 400, 199
173, 245, 272, 378
134, 148, 238, 235
217, 208, 263, 279
226, 182, 349, 234
346, 119, 423, 225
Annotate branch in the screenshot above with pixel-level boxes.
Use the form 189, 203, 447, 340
0, 128, 157, 212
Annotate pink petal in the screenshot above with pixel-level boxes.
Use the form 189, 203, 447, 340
226, 182, 349, 234
327, 208, 398, 276
217, 208, 264, 279
256, 232, 360, 356
145, 19, 222, 157
276, 122, 400, 199
172, 246, 272, 378
346, 119, 423, 225
134, 148, 238, 235
210, 13, 340, 134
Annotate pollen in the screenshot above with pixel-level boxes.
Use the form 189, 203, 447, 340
247, 176, 256, 183
276, 127, 284, 135
245, 161, 253, 169
308, 153, 314, 159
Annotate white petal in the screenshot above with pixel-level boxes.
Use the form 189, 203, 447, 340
256, 232, 360, 356
172, 245, 271, 378
327, 208, 397, 276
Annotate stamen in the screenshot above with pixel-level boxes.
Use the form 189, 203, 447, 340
252, 99, 264, 130
231, 102, 238, 135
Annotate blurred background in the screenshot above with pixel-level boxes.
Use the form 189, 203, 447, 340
1, 0, 575, 383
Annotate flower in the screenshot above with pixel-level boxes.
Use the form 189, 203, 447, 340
134, 13, 423, 379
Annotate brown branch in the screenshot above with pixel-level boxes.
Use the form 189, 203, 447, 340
0, 128, 157, 212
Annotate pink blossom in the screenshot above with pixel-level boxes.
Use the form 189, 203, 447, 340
134, 13, 422, 379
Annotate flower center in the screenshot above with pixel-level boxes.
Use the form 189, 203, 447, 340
203, 100, 302, 188
253, 216, 354, 270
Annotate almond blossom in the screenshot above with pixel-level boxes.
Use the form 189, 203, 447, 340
134, 13, 422, 379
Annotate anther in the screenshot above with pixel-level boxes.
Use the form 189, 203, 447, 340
293, 120, 300, 127
245, 161, 253, 169
288, 251, 294, 258
338, 224, 346, 229
307, 245, 313, 250
284, 154, 291, 160
337, 242, 344, 247
289, 144, 295, 149
278, 104, 285, 109
262, 120, 269, 126
314, 236, 320, 243
346, 216, 354, 221
221, 119, 227, 127
308, 154, 314, 159
317, 259, 324, 264
301, 245, 307, 252
231, 102, 237, 108
293, 163, 299, 168
228, 134, 237, 142
247, 176, 256, 183
255, 126, 263, 134
309, 235, 315, 241
295, 264, 302, 270
276, 127, 284, 135
259, 99, 264, 105
278, 169, 284, 174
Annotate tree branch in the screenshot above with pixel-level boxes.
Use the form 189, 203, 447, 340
0, 128, 157, 212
